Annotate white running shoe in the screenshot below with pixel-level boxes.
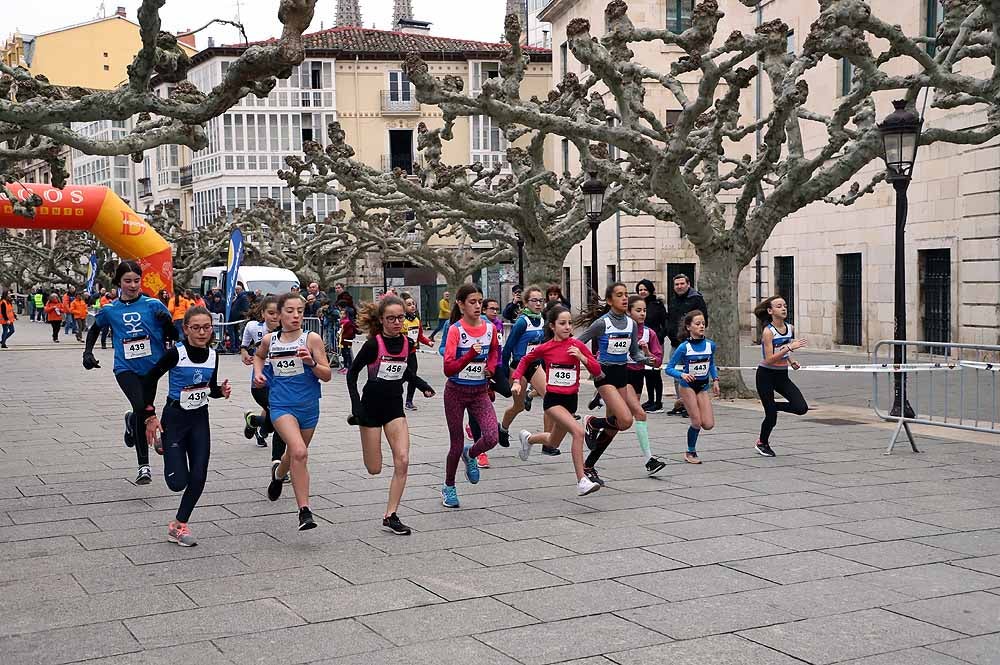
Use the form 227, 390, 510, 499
518, 429, 532, 461
577, 476, 601, 496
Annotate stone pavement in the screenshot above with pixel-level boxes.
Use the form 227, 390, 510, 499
2, 320, 1000, 665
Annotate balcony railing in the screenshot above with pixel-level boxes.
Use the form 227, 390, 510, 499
180, 165, 193, 188
380, 154, 425, 174
380, 91, 420, 115
137, 177, 153, 199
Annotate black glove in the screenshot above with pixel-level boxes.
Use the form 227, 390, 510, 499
157, 310, 178, 343
82, 352, 101, 370
347, 414, 359, 426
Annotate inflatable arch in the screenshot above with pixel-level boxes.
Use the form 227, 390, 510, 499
0, 184, 173, 296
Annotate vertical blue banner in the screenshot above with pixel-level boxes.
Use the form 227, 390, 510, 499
223, 228, 245, 322
85, 252, 98, 295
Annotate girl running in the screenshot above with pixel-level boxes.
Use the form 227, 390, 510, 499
440, 283, 501, 508
348, 296, 435, 534
665, 310, 719, 464
626, 295, 665, 469
82, 261, 176, 484
142, 307, 232, 546
1, 291, 17, 348
500, 286, 552, 451
512, 305, 605, 496
754, 296, 809, 457
577, 283, 665, 487
400, 292, 433, 411
241, 296, 285, 461
254, 292, 332, 530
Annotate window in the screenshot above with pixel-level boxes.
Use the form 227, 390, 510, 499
561, 138, 570, 173
666, 0, 695, 33
786, 30, 795, 55
919, 249, 951, 354
837, 253, 863, 345
311, 62, 322, 89
562, 267, 571, 307
775, 256, 795, 325
472, 62, 500, 91
926, 0, 944, 55
839, 58, 852, 97
388, 70, 412, 102
665, 110, 682, 127
606, 264, 616, 286
103, 65, 110, 71
560, 42, 568, 77
583, 265, 593, 303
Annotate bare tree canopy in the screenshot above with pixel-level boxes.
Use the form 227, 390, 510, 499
387, 0, 1000, 392
0, 0, 317, 216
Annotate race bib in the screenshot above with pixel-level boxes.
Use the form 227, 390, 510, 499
459, 361, 486, 381
547, 364, 577, 388
690, 361, 710, 378
608, 336, 630, 355
271, 356, 304, 377
377, 358, 406, 381
406, 328, 419, 342
179, 384, 209, 410
123, 336, 152, 360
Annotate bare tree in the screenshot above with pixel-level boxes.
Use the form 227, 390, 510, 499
144, 201, 232, 289
393, 0, 1000, 392
0, 0, 318, 216
0, 228, 111, 288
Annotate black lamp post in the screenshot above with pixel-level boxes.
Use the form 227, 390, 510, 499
582, 172, 607, 307
878, 99, 922, 419
515, 233, 525, 288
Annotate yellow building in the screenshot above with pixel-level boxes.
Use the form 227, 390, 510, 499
1, 7, 197, 90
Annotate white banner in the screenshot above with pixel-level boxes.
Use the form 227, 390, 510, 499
720, 363, 960, 373
959, 361, 1000, 372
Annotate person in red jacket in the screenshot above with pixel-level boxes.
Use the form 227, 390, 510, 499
511, 305, 605, 496
44, 293, 63, 342
0, 290, 17, 348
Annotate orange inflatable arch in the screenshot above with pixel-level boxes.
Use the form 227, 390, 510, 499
0, 184, 173, 296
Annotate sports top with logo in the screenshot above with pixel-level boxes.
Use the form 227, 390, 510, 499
266, 330, 321, 406
367, 334, 410, 382
761, 322, 795, 368
242, 320, 273, 381
504, 312, 546, 365
94, 295, 170, 375
446, 319, 497, 386
511, 337, 603, 395
666, 337, 718, 390
168, 343, 217, 410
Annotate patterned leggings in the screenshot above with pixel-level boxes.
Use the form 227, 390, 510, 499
444, 381, 498, 486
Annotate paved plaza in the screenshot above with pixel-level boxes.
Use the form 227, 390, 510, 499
2, 322, 1000, 665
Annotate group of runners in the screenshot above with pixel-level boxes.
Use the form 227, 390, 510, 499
82, 261, 809, 545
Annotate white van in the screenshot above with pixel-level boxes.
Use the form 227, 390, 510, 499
200, 266, 299, 296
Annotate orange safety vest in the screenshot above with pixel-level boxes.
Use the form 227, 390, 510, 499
0, 300, 15, 324
169, 297, 191, 321
70, 300, 89, 319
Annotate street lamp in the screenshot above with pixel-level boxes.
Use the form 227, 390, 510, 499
878, 99, 922, 419
515, 233, 525, 288
582, 171, 607, 309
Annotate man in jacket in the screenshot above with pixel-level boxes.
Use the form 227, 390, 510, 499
664, 273, 709, 416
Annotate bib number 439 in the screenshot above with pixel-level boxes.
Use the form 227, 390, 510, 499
124, 337, 151, 360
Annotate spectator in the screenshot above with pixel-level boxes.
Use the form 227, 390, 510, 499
62, 286, 77, 337
43, 293, 63, 342
307, 282, 329, 305
636, 278, 668, 412
428, 290, 451, 342
305, 293, 320, 318
336, 291, 357, 374
334, 282, 346, 298
1, 290, 16, 348
157, 289, 171, 307
170, 290, 191, 340
502, 284, 523, 323
70, 292, 89, 342
193, 291, 207, 308
231, 284, 250, 321
32, 288, 44, 321
543, 284, 571, 316
25, 287, 35, 321
664, 273, 709, 416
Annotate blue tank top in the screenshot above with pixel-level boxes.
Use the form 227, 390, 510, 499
511, 313, 545, 362
672, 338, 715, 380
449, 320, 495, 386
266, 331, 321, 407
596, 315, 635, 364
94, 295, 169, 375
761, 323, 794, 366
167, 344, 216, 409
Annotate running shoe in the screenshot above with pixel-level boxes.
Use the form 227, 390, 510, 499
645, 456, 667, 476
382, 512, 411, 535
243, 411, 256, 440
684, 451, 702, 464
666, 405, 684, 416
441, 484, 460, 508
640, 400, 653, 412
267, 461, 283, 501
577, 476, 601, 496
404, 401, 416, 411
123, 412, 134, 448
518, 429, 532, 461
498, 427, 510, 448
465, 424, 474, 441
678, 407, 689, 419
755, 441, 777, 458
587, 394, 604, 411
523, 389, 534, 412
583, 467, 605, 487
135, 465, 152, 485
298, 506, 317, 530
461, 444, 480, 484
167, 521, 197, 547
254, 427, 268, 448
477, 452, 490, 468
646, 402, 664, 414
541, 446, 561, 456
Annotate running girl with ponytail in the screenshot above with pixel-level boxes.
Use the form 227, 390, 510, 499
254, 292, 332, 530
665, 310, 719, 463
242, 296, 281, 449
577, 283, 664, 487
511, 305, 605, 496
626, 295, 666, 471
754, 296, 809, 457
440, 284, 501, 508
348, 296, 435, 534
500, 286, 553, 453
400, 292, 433, 411
143, 307, 231, 546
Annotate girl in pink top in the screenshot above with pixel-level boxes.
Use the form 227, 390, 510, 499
511, 305, 605, 496
626, 295, 665, 471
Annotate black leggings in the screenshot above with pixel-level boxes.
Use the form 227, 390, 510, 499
115, 371, 152, 467
49, 321, 60, 341
644, 370, 663, 404
162, 404, 210, 523
251, 386, 286, 462
405, 354, 420, 403
756, 366, 808, 444
584, 415, 622, 468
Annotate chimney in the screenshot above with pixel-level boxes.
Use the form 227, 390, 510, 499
177, 31, 196, 49
207, 36, 215, 48
396, 18, 431, 35
115, 6, 126, 18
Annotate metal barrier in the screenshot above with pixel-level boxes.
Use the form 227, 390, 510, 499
210, 317, 326, 354
872, 339, 1000, 454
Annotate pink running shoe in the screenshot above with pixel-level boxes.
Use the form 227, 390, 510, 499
477, 452, 490, 468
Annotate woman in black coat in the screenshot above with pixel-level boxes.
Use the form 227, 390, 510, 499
636, 279, 668, 412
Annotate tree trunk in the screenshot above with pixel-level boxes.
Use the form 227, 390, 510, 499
697, 249, 755, 398
523, 239, 572, 291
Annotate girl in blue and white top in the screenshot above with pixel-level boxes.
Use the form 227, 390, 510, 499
665, 310, 719, 464
576, 282, 661, 487
142, 307, 232, 547
753, 295, 809, 458
253, 292, 332, 531
500, 286, 550, 450
241, 296, 283, 454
